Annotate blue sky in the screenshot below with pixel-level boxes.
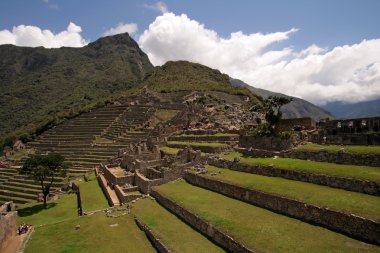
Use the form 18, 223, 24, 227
1, 0, 379, 49
1, 1, 380, 105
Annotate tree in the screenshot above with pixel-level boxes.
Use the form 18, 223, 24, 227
20, 153, 68, 208
250, 96, 293, 136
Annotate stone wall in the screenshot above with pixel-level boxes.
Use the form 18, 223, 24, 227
135, 171, 164, 194
310, 133, 380, 145
283, 149, 380, 167
151, 190, 253, 253
169, 135, 239, 142
114, 185, 141, 204
97, 174, 116, 206
167, 143, 229, 153
239, 135, 294, 151
277, 117, 316, 132
241, 147, 380, 168
0, 202, 17, 252
134, 217, 171, 253
208, 158, 380, 196
184, 172, 380, 245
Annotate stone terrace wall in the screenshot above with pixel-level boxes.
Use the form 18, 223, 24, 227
135, 217, 171, 253
277, 117, 316, 132
114, 185, 141, 204
168, 143, 229, 153
311, 133, 380, 145
151, 190, 253, 253
135, 171, 164, 194
184, 172, 380, 245
284, 149, 380, 167
239, 136, 294, 151
0, 202, 17, 252
169, 135, 239, 142
208, 158, 380, 196
241, 147, 380, 167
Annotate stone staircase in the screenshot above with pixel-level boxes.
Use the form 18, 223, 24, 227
0, 166, 64, 204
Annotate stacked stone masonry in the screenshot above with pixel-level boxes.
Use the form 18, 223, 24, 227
184, 172, 380, 245
208, 158, 380, 196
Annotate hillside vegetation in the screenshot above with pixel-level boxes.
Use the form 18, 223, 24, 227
0, 33, 153, 146
143, 61, 262, 104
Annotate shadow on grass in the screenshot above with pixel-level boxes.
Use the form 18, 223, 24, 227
17, 202, 58, 217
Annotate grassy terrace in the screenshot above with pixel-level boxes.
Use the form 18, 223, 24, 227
76, 173, 109, 212
24, 212, 155, 253
133, 198, 224, 253
155, 181, 380, 252
160, 146, 181, 155
167, 141, 228, 147
17, 174, 154, 253
204, 165, 380, 221
18, 194, 77, 226
296, 143, 380, 155
223, 152, 380, 182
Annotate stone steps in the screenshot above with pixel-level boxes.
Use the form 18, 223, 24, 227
0, 189, 37, 200
0, 194, 31, 204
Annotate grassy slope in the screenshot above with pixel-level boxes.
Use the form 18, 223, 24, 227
18, 176, 154, 253
296, 143, 380, 155
205, 165, 380, 221
24, 212, 155, 253
168, 141, 228, 147
142, 61, 261, 104
224, 152, 380, 182
76, 173, 109, 212
160, 146, 181, 155
155, 180, 379, 253
133, 198, 224, 253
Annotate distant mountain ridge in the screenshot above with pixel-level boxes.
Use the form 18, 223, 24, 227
322, 99, 380, 119
230, 78, 334, 120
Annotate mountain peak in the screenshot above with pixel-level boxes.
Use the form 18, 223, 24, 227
88, 32, 139, 49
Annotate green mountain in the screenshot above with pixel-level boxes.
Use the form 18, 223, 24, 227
142, 60, 261, 104
0, 33, 153, 143
230, 78, 334, 120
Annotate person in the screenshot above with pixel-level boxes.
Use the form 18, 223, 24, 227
323, 136, 327, 144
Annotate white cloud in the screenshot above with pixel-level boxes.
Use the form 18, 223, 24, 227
42, 0, 58, 9
103, 23, 138, 36
0, 22, 87, 48
144, 1, 168, 14
138, 13, 380, 105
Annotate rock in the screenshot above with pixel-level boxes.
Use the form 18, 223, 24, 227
75, 225, 81, 230
233, 156, 240, 163
109, 223, 119, 227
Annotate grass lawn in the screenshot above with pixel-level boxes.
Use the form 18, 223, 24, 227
204, 165, 380, 221
133, 198, 225, 253
223, 152, 380, 182
155, 180, 380, 253
168, 141, 228, 147
24, 212, 156, 253
296, 143, 380, 155
160, 146, 181, 155
75, 173, 109, 212
17, 194, 77, 226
